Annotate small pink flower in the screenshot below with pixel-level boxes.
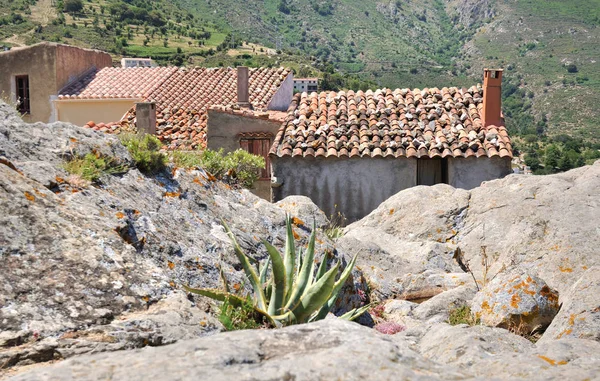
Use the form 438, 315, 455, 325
374, 322, 406, 335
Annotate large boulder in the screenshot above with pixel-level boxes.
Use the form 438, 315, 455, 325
7, 319, 465, 381
470, 271, 559, 332
540, 267, 600, 343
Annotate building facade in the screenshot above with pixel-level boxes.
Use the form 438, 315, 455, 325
293, 78, 319, 93
0, 43, 112, 123
270, 70, 513, 222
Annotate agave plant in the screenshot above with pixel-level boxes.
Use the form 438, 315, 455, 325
184, 215, 370, 327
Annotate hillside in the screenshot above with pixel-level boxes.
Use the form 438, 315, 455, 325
2, 0, 600, 169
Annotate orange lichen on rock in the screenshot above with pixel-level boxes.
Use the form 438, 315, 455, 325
559, 265, 573, 273
24, 191, 35, 202
389, 209, 395, 215
511, 293, 522, 308
292, 217, 305, 226
292, 228, 300, 240
168, 261, 175, 269
164, 191, 180, 198
537, 355, 568, 366
115, 212, 125, 219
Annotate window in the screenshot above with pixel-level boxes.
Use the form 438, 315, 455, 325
239, 135, 272, 179
417, 158, 448, 186
15, 75, 30, 114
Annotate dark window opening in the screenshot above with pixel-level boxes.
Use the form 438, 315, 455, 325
417, 158, 448, 186
15, 75, 30, 114
240, 137, 272, 179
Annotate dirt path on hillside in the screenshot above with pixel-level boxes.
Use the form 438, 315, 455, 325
3, 34, 26, 47
30, 0, 56, 26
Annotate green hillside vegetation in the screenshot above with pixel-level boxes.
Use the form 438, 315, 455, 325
2, 0, 600, 173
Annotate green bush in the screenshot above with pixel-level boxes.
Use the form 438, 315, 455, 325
119, 133, 167, 174
62, 152, 127, 183
200, 148, 265, 188
63, 0, 83, 13
185, 215, 370, 327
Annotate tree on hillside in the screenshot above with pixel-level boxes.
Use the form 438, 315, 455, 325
64, 0, 84, 13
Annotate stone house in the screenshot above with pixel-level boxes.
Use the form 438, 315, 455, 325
0, 42, 112, 123
269, 69, 513, 222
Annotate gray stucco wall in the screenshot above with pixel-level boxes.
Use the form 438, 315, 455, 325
271, 157, 417, 222
267, 73, 294, 111
448, 156, 512, 190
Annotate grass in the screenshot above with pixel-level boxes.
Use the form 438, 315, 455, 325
218, 296, 267, 331
62, 151, 127, 183
447, 305, 479, 326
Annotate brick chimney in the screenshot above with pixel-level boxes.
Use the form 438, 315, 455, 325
237, 66, 252, 109
135, 102, 156, 135
482, 68, 503, 127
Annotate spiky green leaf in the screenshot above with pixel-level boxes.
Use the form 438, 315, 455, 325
263, 240, 287, 315
313, 253, 359, 320
284, 224, 317, 310
283, 215, 296, 300
222, 221, 267, 311
290, 263, 338, 323
339, 304, 372, 321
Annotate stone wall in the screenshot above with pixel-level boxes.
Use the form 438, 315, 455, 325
206, 110, 282, 153
271, 156, 418, 222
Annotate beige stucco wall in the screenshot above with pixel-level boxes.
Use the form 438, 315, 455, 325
271, 157, 418, 222
207, 110, 282, 152
0, 43, 112, 124
55, 99, 138, 126
448, 156, 512, 190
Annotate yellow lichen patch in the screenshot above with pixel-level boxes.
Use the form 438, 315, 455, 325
69, 137, 77, 143
582, 266, 588, 270
481, 300, 492, 313
164, 191, 180, 198
193, 177, 204, 186
292, 217, 305, 226
24, 191, 35, 202
199, 321, 207, 327
233, 283, 241, 291
549, 245, 561, 252
33, 188, 47, 198
537, 355, 568, 366
511, 293, 522, 309
292, 228, 300, 240
389, 208, 395, 215
559, 265, 573, 273
568, 314, 577, 326
169, 281, 175, 288
142, 296, 150, 302
55, 176, 66, 183
168, 261, 175, 270
115, 212, 125, 219
316, 238, 324, 244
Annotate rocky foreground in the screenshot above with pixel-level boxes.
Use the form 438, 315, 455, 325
1, 102, 599, 380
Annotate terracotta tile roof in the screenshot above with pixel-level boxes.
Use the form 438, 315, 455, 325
270, 87, 512, 159
58, 67, 178, 99
119, 67, 291, 150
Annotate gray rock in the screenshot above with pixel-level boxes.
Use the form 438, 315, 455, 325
471, 271, 559, 332
419, 323, 534, 365
274, 195, 329, 228
540, 267, 600, 343
412, 285, 477, 322
6, 319, 466, 381
0, 103, 366, 369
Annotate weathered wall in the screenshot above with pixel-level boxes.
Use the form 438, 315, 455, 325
448, 156, 512, 190
55, 44, 112, 91
0, 43, 57, 123
267, 73, 294, 111
0, 43, 113, 124
271, 157, 418, 222
206, 110, 281, 152
55, 99, 138, 126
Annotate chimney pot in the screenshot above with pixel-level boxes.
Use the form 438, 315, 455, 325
482, 69, 503, 127
237, 66, 251, 109
135, 102, 157, 135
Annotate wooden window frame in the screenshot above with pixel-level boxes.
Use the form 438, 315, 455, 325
15, 75, 31, 115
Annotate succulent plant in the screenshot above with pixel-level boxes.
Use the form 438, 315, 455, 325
184, 215, 370, 327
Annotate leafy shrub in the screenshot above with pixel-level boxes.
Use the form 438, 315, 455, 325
119, 133, 167, 174
171, 150, 203, 169
200, 149, 265, 188
565, 63, 578, 73
62, 152, 127, 183
63, 0, 83, 13
185, 215, 370, 327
